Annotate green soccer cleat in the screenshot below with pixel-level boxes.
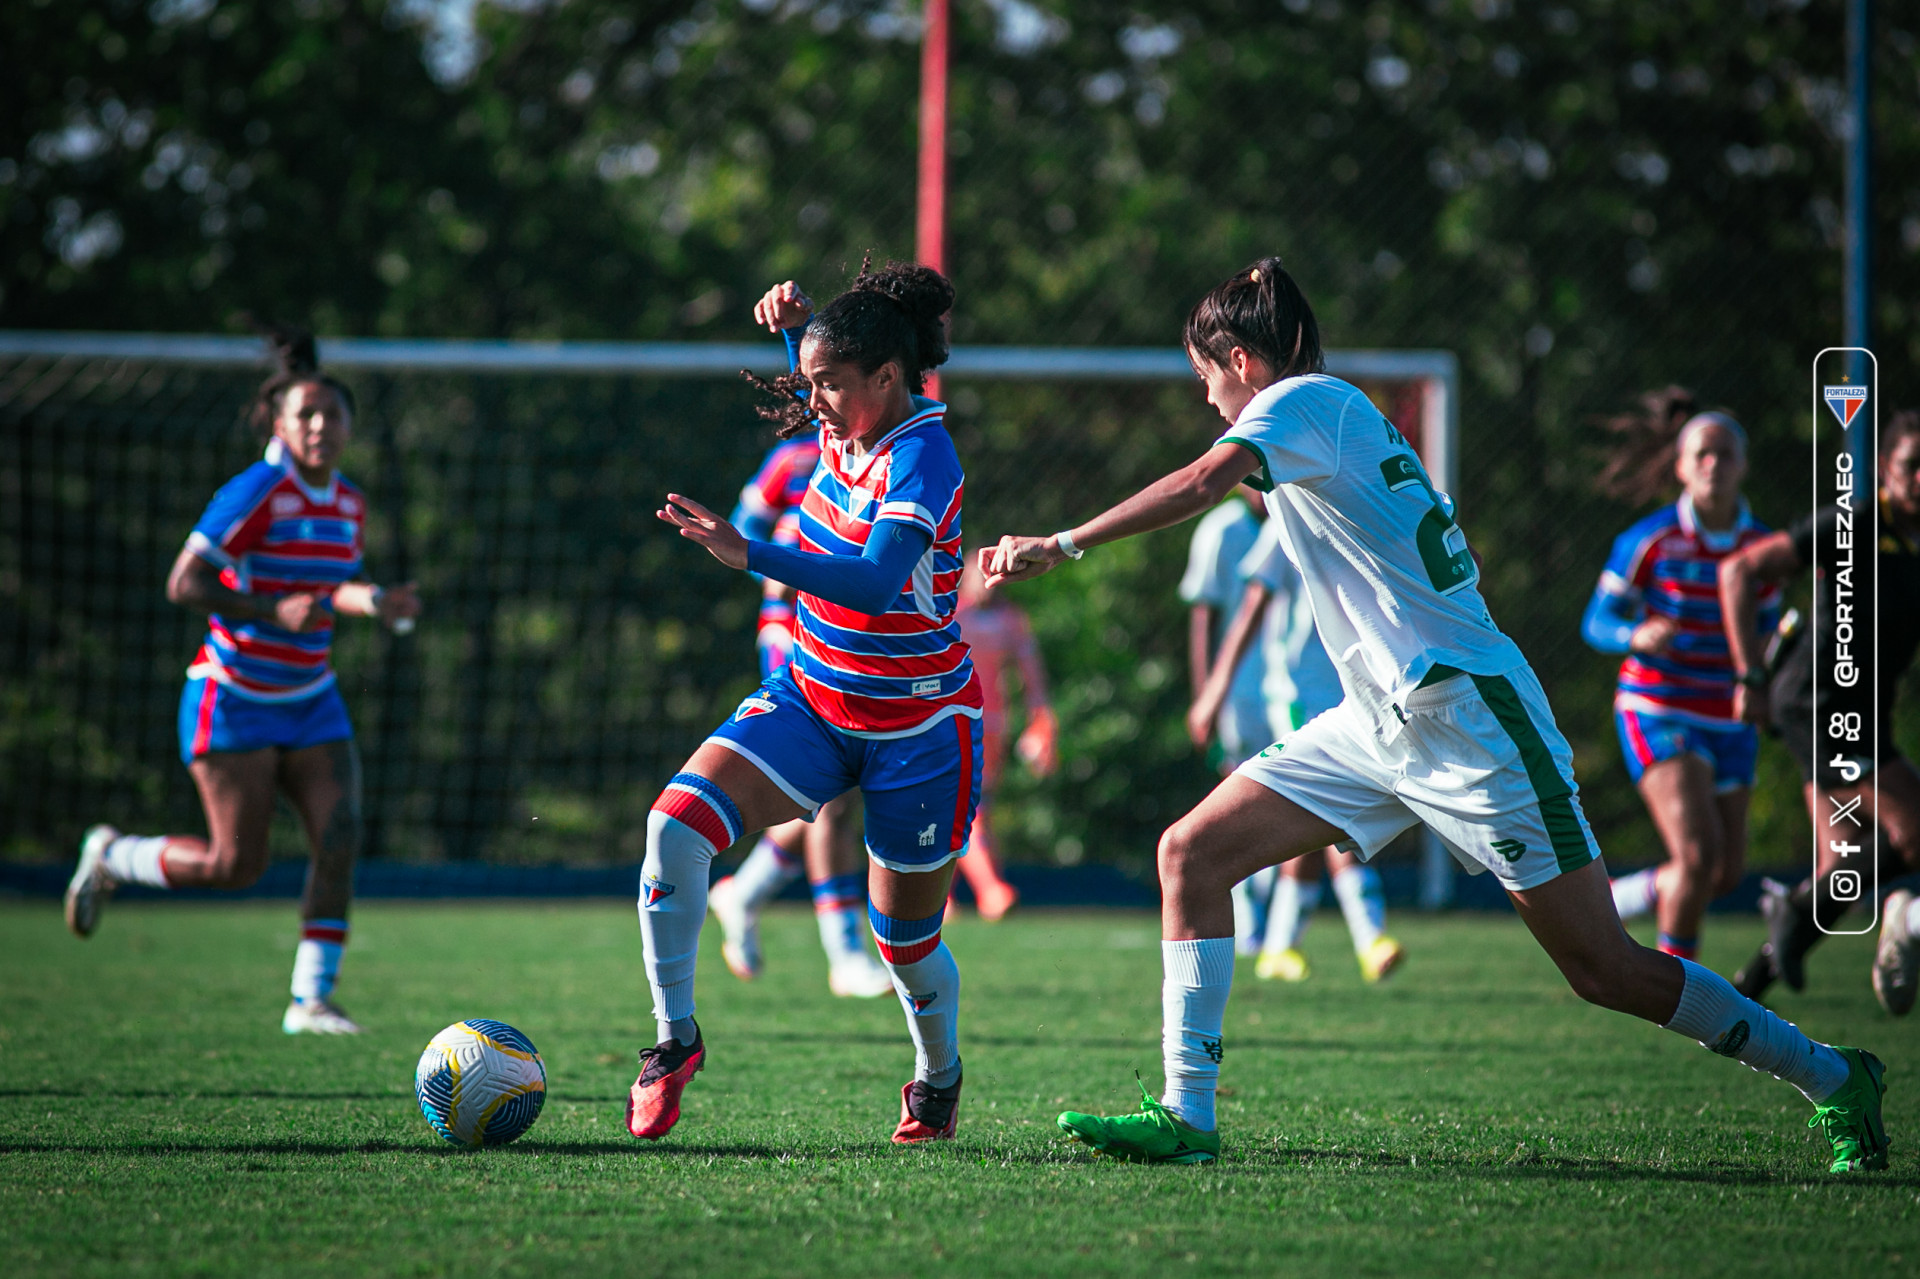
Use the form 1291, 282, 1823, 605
1807, 1047, 1890, 1173
1057, 1080, 1220, 1165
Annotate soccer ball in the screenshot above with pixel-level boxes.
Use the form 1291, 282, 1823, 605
414, 1019, 547, 1148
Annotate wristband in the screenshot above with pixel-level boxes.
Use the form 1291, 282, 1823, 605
1054, 529, 1085, 560
369, 585, 387, 612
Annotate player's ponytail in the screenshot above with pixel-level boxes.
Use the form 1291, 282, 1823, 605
1591, 385, 1701, 506
741, 254, 956, 439
1183, 256, 1324, 381
245, 319, 357, 441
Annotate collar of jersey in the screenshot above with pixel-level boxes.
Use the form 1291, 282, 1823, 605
1676, 491, 1750, 539
276, 452, 339, 506
831, 399, 945, 481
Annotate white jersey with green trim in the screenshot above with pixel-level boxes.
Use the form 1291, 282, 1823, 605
1217, 374, 1525, 737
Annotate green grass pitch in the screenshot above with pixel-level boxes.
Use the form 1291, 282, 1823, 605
3, 898, 1917, 1277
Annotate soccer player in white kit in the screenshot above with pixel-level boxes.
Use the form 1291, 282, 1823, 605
983, 258, 1889, 1171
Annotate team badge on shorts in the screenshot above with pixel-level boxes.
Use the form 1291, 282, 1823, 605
733, 696, 777, 722
642, 875, 675, 906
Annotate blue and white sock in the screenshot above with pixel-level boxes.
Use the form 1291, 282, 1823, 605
869, 902, 961, 1086
733, 833, 802, 912
1161, 937, 1235, 1130
642, 774, 741, 1046
291, 919, 348, 1001
102, 835, 172, 888
812, 872, 867, 966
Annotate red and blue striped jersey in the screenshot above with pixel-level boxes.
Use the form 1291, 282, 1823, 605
183, 458, 365, 702
1587, 495, 1780, 725
733, 438, 820, 637
790, 401, 982, 738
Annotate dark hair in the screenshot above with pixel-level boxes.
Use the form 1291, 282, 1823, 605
246, 321, 356, 441
742, 255, 954, 439
1183, 256, 1324, 380
1592, 385, 1702, 505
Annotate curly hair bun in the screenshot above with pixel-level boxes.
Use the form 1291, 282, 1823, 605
252, 319, 320, 377
851, 260, 954, 370
244, 317, 353, 440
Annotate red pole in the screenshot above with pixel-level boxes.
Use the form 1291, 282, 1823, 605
916, 0, 950, 400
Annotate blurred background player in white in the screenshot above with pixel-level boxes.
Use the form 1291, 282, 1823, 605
63, 327, 422, 1034
988, 257, 1887, 1174
1581, 391, 1775, 960
1190, 515, 1404, 984
705, 312, 893, 999
950, 553, 1058, 919
1177, 486, 1274, 952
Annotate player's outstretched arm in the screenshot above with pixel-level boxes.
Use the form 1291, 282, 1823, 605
980, 441, 1259, 588
165, 546, 329, 633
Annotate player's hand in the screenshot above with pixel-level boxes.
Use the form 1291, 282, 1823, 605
1186, 689, 1222, 749
979, 536, 1065, 588
659, 493, 750, 570
1734, 681, 1771, 728
272, 592, 330, 633
1628, 616, 1678, 655
753, 281, 813, 332
377, 582, 422, 629
1016, 707, 1059, 777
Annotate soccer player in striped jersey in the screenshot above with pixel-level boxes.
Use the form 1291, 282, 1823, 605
63, 329, 421, 1034
987, 258, 1887, 1173
631, 261, 982, 1144
706, 318, 895, 999
1581, 392, 1779, 960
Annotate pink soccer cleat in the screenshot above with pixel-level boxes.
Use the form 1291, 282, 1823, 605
891, 1074, 962, 1144
627, 1026, 706, 1140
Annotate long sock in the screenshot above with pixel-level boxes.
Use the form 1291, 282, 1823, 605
1161, 937, 1234, 1131
1663, 957, 1850, 1102
732, 834, 802, 911
1263, 875, 1319, 956
868, 903, 961, 1087
1331, 865, 1387, 954
1611, 866, 1659, 920
1906, 894, 1920, 936
811, 872, 867, 966
102, 835, 172, 888
1229, 866, 1276, 955
642, 775, 740, 1045
290, 919, 348, 1001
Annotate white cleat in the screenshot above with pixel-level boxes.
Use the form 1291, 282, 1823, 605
708, 875, 764, 980
1873, 888, 1917, 1017
65, 824, 119, 939
282, 998, 364, 1035
829, 952, 897, 999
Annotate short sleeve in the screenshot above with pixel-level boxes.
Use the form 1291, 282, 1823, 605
185, 465, 278, 570
1179, 506, 1253, 606
1216, 383, 1345, 492
874, 430, 962, 537
1237, 518, 1292, 593
1597, 527, 1654, 599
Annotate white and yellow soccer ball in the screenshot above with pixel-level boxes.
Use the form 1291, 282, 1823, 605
414, 1019, 547, 1148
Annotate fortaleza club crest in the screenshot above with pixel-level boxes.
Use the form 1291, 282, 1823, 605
642, 875, 675, 906
1824, 382, 1869, 428
733, 696, 777, 722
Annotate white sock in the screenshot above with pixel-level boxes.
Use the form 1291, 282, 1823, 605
817, 907, 867, 965
1332, 865, 1387, 954
290, 919, 348, 1001
1663, 957, 1850, 1102
869, 905, 961, 1087
1612, 867, 1660, 920
1263, 875, 1315, 955
639, 809, 720, 1046
732, 834, 802, 911
1160, 937, 1235, 1131
1229, 866, 1276, 955
102, 835, 172, 888
1905, 894, 1920, 936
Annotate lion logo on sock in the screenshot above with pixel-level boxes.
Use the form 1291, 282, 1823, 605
1710, 1020, 1750, 1057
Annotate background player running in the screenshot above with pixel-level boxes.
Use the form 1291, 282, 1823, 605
1581, 391, 1777, 960
1178, 485, 1278, 952
950, 552, 1057, 920
64, 328, 422, 1034
1724, 410, 1920, 1015
705, 297, 895, 999
631, 261, 982, 1145
984, 257, 1888, 1173
1190, 515, 1403, 985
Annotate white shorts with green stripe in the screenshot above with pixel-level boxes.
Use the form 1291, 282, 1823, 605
1233, 664, 1601, 892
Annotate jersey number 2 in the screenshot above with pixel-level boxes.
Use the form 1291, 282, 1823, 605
1379, 453, 1477, 595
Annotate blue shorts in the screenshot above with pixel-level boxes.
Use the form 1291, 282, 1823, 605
1614, 708, 1758, 793
178, 676, 353, 764
707, 667, 983, 872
